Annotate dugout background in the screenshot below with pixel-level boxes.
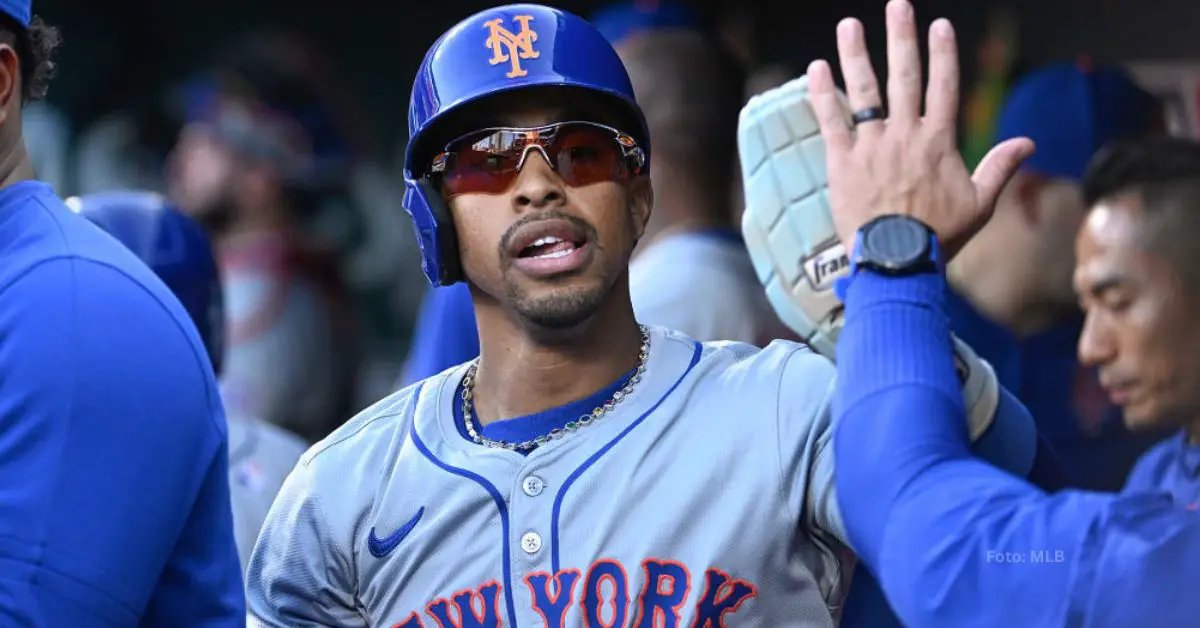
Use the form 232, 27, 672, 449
30, 0, 1200, 157
19, 0, 1200, 405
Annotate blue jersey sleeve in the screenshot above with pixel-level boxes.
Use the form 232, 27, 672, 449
835, 270, 1049, 628
400, 283, 479, 387
841, 373, 1064, 628
833, 270, 1200, 627
141, 439, 245, 625
0, 258, 243, 624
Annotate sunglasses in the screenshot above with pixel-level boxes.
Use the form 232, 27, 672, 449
430, 121, 646, 197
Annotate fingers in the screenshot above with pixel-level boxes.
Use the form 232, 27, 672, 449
884, 0, 922, 124
924, 18, 960, 132
835, 18, 884, 135
807, 60, 854, 156
972, 137, 1037, 211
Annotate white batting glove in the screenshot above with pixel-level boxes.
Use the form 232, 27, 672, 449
738, 75, 999, 440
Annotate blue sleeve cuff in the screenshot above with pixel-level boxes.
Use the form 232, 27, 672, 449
835, 270, 962, 414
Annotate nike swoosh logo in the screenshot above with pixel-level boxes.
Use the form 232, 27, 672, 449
368, 507, 425, 558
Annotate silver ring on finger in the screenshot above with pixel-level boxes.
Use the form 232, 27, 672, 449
851, 106, 887, 126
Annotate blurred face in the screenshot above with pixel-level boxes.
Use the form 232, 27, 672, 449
167, 124, 237, 217
435, 91, 652, 331
965, 174, 1087, 314
1075, 193, 1200, 431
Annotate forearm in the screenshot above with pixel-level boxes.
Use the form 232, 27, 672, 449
833, 271, 964, 562
833, 271, 1083, 625
861, 433, 1200, 627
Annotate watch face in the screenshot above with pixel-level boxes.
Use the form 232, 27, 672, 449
863, 216, 930, 270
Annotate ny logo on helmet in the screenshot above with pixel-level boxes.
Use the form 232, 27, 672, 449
484, 15, 540, 78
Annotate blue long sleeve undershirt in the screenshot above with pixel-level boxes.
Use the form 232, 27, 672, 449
833, 270, 1200, 627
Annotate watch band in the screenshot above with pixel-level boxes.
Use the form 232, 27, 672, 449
850, 215, 941, 276
833, 217, 942, 301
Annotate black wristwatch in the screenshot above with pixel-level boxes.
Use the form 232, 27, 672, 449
849, 215, 940, 277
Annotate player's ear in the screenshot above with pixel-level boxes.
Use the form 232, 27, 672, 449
0, 43, 19, 125
628, 174, 653, 241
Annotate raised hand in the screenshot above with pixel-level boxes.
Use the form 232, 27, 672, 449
807, 0, 1035, 259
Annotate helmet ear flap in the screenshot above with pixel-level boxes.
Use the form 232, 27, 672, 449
421, 178, 465, 286
405, 177, 465, 287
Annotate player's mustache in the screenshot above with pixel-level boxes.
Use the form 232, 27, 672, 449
497, 210, 599, 257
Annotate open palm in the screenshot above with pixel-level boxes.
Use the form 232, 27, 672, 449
806, 0, 1035, 259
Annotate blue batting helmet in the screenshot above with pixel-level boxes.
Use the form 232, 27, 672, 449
403, 3, 649, 286
67, 190, 226, 375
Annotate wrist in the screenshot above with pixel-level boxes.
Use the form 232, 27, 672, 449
837, 270, 946, 310
851, 215, 943, 273
835, 215, 944, 301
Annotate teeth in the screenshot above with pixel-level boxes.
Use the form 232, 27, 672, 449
534, 248, 573, 259
530, 236, 563, 248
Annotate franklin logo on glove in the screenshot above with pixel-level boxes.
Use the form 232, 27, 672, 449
802, 240, 849, 291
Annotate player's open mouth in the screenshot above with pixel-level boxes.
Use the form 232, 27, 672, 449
508, 218, 593, 277
519, 235, 582, 259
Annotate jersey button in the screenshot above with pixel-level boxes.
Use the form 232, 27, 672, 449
522, 475, 545, 496
521, 531, 542, 554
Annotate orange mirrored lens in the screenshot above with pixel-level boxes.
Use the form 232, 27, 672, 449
551, 124, 626, 187
437, 123, 636, 197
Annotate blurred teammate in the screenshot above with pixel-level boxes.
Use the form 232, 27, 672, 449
616, 25, 792, 345
946, 61, 1167, 491
0, 3, 244, 622
398, 2, 785, 386
70, 190, 307, 576
813, 3, 1199, 625
169, 34, 359, 443
843, 60, 1158, 628
1076, 137, 1200, 505
247, 5, 1036, 625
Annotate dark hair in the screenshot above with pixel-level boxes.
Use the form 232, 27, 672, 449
1082, 136, 1200, 208
1082, 136, 1200, 282
0, 14, 61, 102
208, 34, 354, 209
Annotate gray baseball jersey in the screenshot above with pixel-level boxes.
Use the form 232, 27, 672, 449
630, 231, 793, 347
227, 415, 308, 575
247, 326, 846, 626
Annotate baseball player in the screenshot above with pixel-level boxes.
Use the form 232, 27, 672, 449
67, 190, 308, 577
734, 32, 1069, 628
1079, 137, 1200, 507
247, 5, 1036, 625
944, 61, 1166, 493
801, 2, 1199, 625
616, 23, 794, 348
398, 2, 785, 387
168, 34, 360, 443
0, 2, 243, 624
